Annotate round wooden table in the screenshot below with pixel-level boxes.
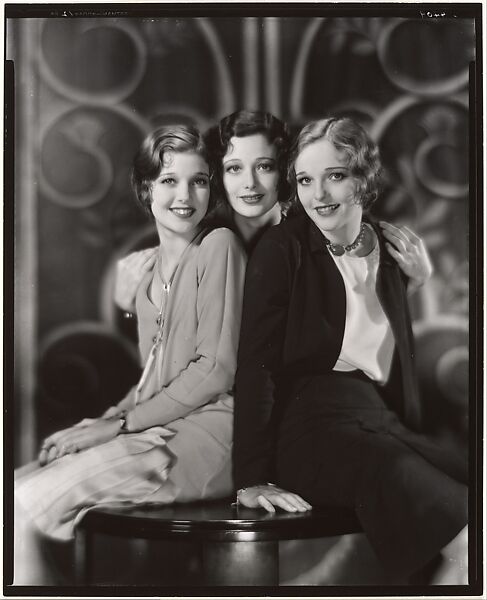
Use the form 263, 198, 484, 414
75, 500, 360, 586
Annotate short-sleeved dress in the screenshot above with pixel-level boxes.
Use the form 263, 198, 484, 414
16, 227, 247, 540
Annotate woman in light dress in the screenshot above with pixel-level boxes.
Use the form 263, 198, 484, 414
14, 124, 247, 584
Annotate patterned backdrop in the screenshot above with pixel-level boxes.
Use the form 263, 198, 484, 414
9, 14, 475, 465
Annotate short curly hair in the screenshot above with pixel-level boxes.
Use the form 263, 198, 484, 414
132, 124, 215, 217
205, 110, 291, 213
287, 117, 382, 211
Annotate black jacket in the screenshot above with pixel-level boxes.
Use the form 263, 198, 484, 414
234, 213, 422, 489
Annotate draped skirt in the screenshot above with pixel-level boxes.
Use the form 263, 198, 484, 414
16, 396, 234, 541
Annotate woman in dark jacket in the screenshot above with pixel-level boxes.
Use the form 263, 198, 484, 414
233, 117, 468, 584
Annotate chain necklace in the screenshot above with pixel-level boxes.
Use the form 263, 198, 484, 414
135, 255, 178, 403
323, 222, 366, 256
155, 255, 178, 328
135, 232, 201, 404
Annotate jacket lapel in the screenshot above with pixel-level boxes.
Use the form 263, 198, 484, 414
372, 220, 405, 346
370, 219, 422, 429
308, 219, 347, 358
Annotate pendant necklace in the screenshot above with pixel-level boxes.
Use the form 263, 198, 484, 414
136, 231, 202, 403
155, 254, 178, 330
135, 254, 179, 403
323, 222, 366, 256
155, 230, 201, 327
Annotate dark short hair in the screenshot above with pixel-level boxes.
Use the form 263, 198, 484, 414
288, 117, 382, 211
132, 124, 215, 217
205, 110, 291, 213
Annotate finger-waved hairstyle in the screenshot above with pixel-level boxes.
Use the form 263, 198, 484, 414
205, 110, 291, 213
132, 124, 215, 217
287, 117, 382, 210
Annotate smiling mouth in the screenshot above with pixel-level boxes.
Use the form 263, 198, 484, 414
170, 207, 196, 218
239, 194, 264, 204
315, 204, 340, 216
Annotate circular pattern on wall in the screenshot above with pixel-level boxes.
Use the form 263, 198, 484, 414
39, 19, 147, 104
39, 105, 147, 209
377, 19, 473, 96
413, 316, 468, 435
413, 136, 468, 199
37, 322, 141, 426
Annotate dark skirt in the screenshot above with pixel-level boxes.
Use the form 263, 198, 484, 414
275, 371, 468, 578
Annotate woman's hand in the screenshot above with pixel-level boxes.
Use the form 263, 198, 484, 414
114, 247, 158, 311
101, 405, 125, 419
38, 417, 121, 466
380, 221, 433, 292
237, 484, 312, 513
101, 390, 136, 420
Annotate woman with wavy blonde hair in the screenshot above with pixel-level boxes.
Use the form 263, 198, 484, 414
233, 117, 467, 585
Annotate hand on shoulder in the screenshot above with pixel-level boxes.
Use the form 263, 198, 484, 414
379, 221, 433, 291
114, 247, 158, 311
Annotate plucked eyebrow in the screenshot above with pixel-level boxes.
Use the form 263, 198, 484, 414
223, 156, 276, 165
159, 171, 209, 177
296, 166, 348, 177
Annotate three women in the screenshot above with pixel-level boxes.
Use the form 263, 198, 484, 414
15, 111, 468, 586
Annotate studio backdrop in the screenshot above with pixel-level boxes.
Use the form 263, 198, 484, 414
7, 12, 476, 465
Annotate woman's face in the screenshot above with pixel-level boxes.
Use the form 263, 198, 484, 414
150, 151, 210, 240
295, 138, 363, 242
222, 134, 279, 219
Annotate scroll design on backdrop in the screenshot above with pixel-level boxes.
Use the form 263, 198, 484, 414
38, 17, 235, 211
22, 15, 473, 455
291, 17, 471, 321
377, 18, 471, 96
38, 19, 148, 105
35, 17, 237, 442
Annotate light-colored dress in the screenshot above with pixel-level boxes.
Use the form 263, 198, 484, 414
15, 227, 247, 540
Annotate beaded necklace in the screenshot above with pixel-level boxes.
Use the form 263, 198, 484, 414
323, 222, 366, 256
